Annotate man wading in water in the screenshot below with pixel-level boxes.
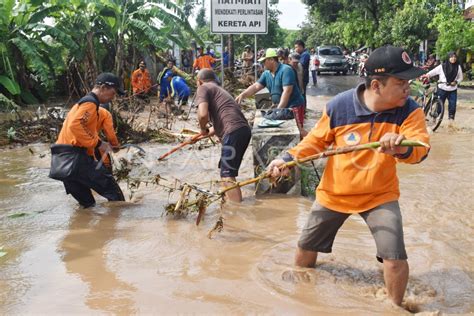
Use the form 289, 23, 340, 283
195, 69, 251, 202
49, 73, 125, 208
267, 46, 430, 306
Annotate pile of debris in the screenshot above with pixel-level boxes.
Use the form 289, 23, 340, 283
0, 103, 177, 147
0, 108, 64, 146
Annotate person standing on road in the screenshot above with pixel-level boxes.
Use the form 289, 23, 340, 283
422, 51, 463, 122
266, 45, 430, 307
50, 73, 126, 208
290, 52, 305, 93
242, 45, 254, 75
310, 48, 319, 86
294, 40, 310, 108
193, 47, 216, 76
278, 48, 290, 65
195, 69, 251, 203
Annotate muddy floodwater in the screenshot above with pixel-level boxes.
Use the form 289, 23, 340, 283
0, 76, 473, 314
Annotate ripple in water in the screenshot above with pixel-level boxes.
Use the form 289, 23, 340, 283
254, 242, 442, 314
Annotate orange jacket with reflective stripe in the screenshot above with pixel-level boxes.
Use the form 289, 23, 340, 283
56, 95, 100, 157
288, 84, 430, 213
97, 107, 119, 147
131, 68, 152, 93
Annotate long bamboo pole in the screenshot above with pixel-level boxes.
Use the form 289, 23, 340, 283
157, 133, 209, 161
217, 140, 429, 195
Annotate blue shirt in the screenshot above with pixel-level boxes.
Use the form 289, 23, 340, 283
299, 49, 310, 85
170, 76, 191, 98
159, 70, 173, 100
223, 51, 229, 67
257, 63, 304, 108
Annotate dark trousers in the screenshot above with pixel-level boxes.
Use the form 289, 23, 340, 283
302, 79, 308, 111
437, 89, 457, 120
311, 70, 317, 85
178, 95, 189, 105
63, 155, 124, 208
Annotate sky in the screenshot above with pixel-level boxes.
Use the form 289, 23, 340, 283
276, 0, 308, 30
194, 0, 308, 30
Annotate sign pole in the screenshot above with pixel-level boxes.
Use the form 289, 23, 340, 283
254, 34, 258, 79
221, 34, 224, 86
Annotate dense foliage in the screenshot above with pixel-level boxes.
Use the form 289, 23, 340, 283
298, 0, 473, 58
0, 0, 201, 107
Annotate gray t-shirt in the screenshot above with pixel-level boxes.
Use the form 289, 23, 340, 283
195, 82, 249, 139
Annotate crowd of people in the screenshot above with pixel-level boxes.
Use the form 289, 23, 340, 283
49, 41, 468, 307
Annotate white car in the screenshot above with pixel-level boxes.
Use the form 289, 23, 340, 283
316, 46, 349, 75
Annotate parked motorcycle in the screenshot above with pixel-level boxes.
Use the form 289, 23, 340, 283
346, 56, 359, 75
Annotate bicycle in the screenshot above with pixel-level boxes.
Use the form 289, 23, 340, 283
410, 80, 445, 132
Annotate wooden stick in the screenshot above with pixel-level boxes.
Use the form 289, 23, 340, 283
217, 140, 429, 195
157, 133, 209, 161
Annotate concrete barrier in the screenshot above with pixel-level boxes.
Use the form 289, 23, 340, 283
255, 88, 272, 109
252, 110, 300, 194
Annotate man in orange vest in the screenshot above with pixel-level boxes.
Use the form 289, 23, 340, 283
50, 73, 125, 208
193, 47, 216, 76
131, 61, 152, 95
267, 46, 430, 306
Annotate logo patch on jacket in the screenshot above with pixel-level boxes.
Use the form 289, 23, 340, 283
343, 131, 361, 145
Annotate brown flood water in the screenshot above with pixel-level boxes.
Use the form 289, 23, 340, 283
0, 83, 473, 314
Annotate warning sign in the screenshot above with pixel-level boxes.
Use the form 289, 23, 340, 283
210, 0, 268, 34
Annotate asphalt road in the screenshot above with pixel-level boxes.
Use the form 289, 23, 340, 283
307, 73, 362, 97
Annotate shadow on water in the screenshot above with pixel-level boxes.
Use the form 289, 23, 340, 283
59, 207, 137, 314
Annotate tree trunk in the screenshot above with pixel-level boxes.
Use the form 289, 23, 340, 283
115, 33, 124, 79
85, 31, 98, 88
11, 44, 28, 104
228, 34, 234, 70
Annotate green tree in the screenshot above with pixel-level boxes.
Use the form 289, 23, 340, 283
0, 0, 75, 103
0, 0, 203, 104
297, 0, 460, 54
391, 0, 432, 54
196, 6, 206, 29
177, 0, 202, 16
430, 2, 474, 58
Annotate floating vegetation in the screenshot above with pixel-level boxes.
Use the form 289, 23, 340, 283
7, 212, 29, 219
207, 216, 224, 239
0, 246, 7, 258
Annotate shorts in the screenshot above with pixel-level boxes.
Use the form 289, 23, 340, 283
298, 201, 407, 262
290, 105, 305, 129
219, 126, 251, 178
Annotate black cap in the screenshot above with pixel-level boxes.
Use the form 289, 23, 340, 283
95, 72, 125, 95
365, 45, 426, 80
